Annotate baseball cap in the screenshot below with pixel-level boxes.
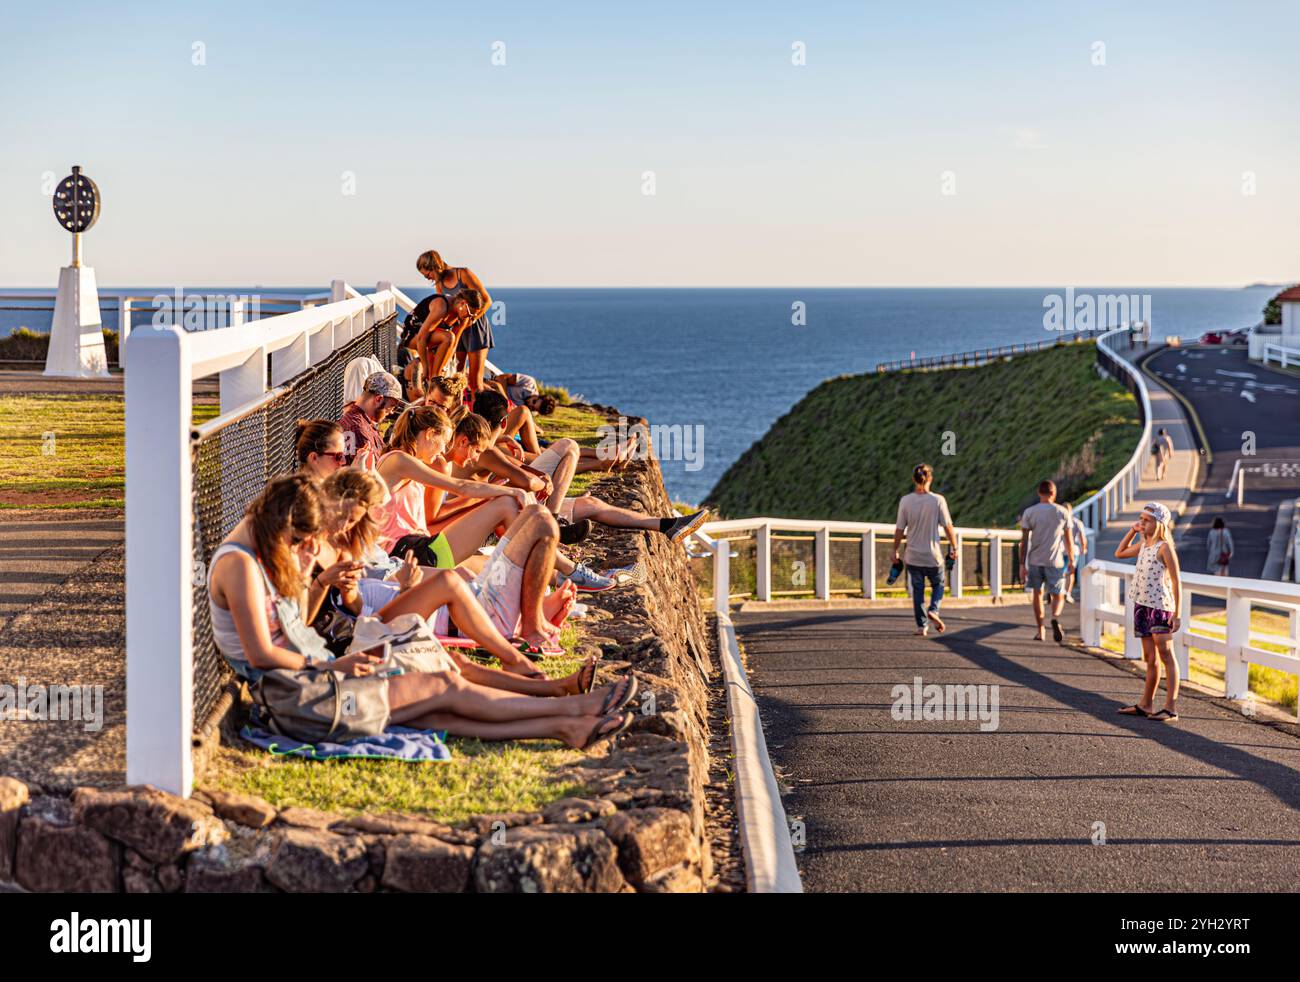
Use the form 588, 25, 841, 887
1141, 502, 1172, 526
364, 371, 407, 407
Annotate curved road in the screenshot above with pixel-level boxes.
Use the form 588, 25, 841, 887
737, 603, 1300, 892
1145, 345, 1300, 578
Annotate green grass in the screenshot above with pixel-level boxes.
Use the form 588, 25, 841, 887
706, 340, 1140, 526
0, 394, 218, 509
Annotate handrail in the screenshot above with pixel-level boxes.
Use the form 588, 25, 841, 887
1080, 558, 1300, 719
875, 337, 1075, 373
1263, 342, 1300, 370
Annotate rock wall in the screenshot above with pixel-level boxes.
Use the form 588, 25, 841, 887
0, 404, 715, 893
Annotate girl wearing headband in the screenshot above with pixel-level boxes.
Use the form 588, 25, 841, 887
1115, 502, 1182, 722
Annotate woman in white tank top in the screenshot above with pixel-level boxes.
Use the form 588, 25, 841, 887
1113, 502, 1183, 722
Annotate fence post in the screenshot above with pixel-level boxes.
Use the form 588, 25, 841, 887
949, 534, 963, 599
1122, 573, 1142, 660
1224, 589, 1251, 699
125, 325, 194, 797
861, 530, 876, 600
814, 526, 830, 600
990, 534, 1003, 601
118, 298, 132, 371
755, 523, 772, 602
1080, 563, 1101, 646
713, 538, 731, 616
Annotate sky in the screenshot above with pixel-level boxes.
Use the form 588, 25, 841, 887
1, 0, 1298, 288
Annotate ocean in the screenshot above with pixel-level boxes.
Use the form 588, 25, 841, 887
0, 286, 1275, 503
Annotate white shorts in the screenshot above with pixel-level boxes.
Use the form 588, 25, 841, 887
530, 440, 573, 480
358, 577, 402, 618
432, 540, 525, 638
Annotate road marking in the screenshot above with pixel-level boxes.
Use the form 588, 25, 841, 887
1241, 390, 1257, 403
1218, 369, 1257, 380
1176, 364, 1187, 374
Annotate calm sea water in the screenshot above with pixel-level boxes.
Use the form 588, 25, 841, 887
1, 286, 1274, 503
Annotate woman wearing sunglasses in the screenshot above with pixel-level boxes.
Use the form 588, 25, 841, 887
295, 419, 350, 480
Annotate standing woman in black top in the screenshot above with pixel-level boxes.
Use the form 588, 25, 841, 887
415, 250, 495, 397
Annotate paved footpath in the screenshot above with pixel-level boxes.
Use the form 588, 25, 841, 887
0, 510, 123, 631
1092, 341, 1198, 564
737, 603, 1300, 892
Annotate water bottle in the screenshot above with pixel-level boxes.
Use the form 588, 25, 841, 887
886, 560, 904, 585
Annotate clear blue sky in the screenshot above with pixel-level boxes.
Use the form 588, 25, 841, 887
2, 0, 1297, 287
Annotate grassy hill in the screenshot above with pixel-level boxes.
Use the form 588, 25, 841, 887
705, 340, 1140, 527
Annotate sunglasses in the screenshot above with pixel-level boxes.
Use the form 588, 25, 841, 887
317, 451, 348, 464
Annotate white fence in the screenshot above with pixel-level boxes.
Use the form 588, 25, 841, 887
1262, 342, 1300, 371
124, 283, 397, 796
1080, 559, 1300, 718
692, 517, 1029, 611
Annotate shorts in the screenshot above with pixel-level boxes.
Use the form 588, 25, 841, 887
358, 577, 402, 617
1026, 563, 1066, 595
471, 535, 524, 637
389, 532, 456, 569
457, 318, 494, 353
1133, 603, 1175, 638
530, 440, 573, 481
557, 496, 581, 523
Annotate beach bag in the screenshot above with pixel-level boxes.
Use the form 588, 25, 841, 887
251, 668, 390, 743
1217, 551, 1231, 566
347, 612, 459, 676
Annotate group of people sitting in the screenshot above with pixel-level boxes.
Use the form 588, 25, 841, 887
205, 249, 709, 753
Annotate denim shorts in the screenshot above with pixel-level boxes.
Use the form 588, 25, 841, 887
1026, 563, 1066, 595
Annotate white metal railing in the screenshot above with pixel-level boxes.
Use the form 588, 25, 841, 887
1071, 328, 1154, 538
124, 282, 397, 796
1262, 342, 1300, 370
696, 517, 1031, 613
1080, 559, 1300, 719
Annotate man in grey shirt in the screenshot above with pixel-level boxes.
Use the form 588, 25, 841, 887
1019, 480, 1076, 643
892, 463, 959, 637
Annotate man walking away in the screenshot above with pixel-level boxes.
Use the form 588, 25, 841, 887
892, 464, 959, 637
1020, 480, 1075, 642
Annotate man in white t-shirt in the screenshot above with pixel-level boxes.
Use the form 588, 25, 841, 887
892, 463, 959, 637
1019, 480, 1076, 642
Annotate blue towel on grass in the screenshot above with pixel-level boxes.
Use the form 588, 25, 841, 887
239, 724, 452, 762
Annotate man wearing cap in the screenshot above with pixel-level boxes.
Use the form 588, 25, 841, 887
340, 371, 407, 465
1019, 479, 1075, 642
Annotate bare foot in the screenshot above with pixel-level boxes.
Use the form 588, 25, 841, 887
546, 581, 577, 628
561, 656, 598, 696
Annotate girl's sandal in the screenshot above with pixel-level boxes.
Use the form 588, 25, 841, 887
599, 675, 639, 716
1149, 708, 1179, 722
577, 657, 598, 694
581, 711, 634, 750
1117, 705, 1150, 717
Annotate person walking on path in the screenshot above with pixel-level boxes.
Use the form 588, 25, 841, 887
892, 464, 959, 637
1207, 516, 1234, 577
1061, 501, 1088, 602
1019, 480, 1075, 642
1116, 502, 1183, 722
1152, 427, 1175, 481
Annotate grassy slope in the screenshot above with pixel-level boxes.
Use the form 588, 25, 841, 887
706, 340, 1140, 526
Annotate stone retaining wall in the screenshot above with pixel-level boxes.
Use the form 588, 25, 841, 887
0, 405, 715, 893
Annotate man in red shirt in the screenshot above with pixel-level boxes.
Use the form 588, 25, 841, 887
340, 371, 406, 465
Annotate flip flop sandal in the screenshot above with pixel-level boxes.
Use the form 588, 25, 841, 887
1117, 705, 1151, 717
1149, 709, 1179, 722
577, 658, 598, 694
582, 711, 634, 750
599, 675, 639, 716
517, 636, 565, 658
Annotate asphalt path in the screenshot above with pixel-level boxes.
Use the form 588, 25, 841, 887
1145, 345, 1300, 578
737, 603, 1300, 892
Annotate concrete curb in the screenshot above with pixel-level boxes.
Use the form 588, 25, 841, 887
716, 613, 802, 893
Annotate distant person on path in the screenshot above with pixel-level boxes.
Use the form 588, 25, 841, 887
340, 371, 407, 466
1207, 516, 1234, 577
1019, 480, 1075, 642
892, 464, 958, 637
1152, 427, 1175, 481
1115, 502, 1183, 722
1061, 501, 1088, 602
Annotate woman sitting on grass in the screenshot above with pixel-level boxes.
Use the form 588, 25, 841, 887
308, 469, 591, 688
206, 474, 636, 748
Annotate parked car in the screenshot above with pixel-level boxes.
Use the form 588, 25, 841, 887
1200, 331, 1224, 344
